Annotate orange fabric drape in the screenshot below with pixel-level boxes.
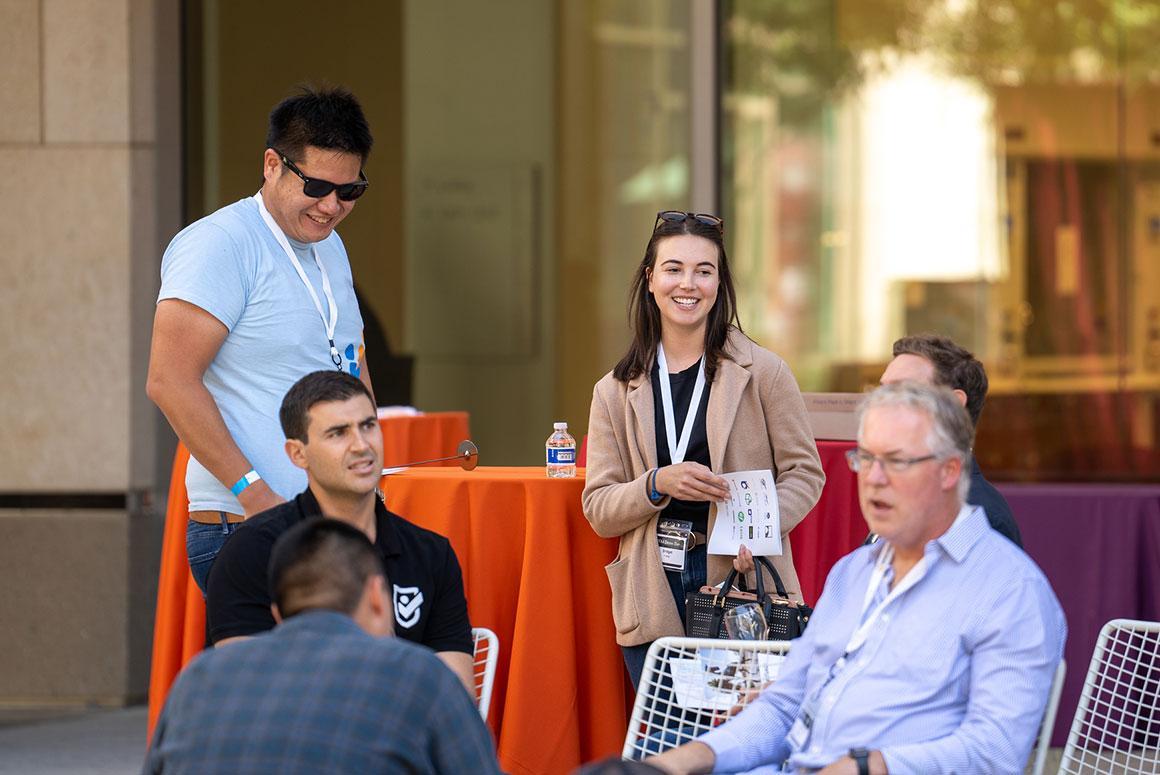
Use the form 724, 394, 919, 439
382, 467, 623, 774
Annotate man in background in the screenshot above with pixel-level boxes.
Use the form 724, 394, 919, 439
146, 518, 499, 774
878, 333, 1021, 546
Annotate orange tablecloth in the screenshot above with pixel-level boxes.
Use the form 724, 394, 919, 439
382, 467, 623, 774
146, 411, 469, 737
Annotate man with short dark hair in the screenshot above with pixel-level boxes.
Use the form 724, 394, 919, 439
146, 519, 500, 774
147, 85, 377, 594
648, 383, 1065, 774
879, 333, 1021, 546
207, 370, 475, 691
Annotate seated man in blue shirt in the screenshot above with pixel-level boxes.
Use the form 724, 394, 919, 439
649, 382, 1066, 775
146, 518, 500, 774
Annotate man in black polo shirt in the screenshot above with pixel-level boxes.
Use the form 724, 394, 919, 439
206, 370, 474, 690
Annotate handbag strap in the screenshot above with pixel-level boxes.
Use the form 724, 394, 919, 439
713, 556, 790, 601
755, 555, 790, 599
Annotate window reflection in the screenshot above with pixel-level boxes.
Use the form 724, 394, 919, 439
722, 0, 1160, 481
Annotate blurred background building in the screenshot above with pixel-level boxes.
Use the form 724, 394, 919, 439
1, 0, 1157, 707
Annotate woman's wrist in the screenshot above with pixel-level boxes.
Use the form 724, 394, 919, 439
648, 468, 664, 504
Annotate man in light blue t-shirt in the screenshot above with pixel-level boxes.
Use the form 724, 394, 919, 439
147, 85, 377, 593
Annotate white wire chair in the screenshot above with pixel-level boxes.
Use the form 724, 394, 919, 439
622, 636, 792, 761
471, 626, 499, 721
1059, 619, 1160, 774
621, 637, 1067, 770
1031, 659, 1067, 775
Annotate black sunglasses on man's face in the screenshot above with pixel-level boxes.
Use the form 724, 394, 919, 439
273, 148, 369, 202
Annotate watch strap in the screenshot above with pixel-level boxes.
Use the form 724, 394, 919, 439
849, 747, 870, 775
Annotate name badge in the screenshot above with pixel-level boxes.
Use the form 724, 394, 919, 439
658, 519, 694, 572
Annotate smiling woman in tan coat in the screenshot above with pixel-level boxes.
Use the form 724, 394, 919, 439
582, 211, 824, 689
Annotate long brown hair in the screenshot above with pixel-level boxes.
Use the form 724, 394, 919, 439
612, 214, 741, 383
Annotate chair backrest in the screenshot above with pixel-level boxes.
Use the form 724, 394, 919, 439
622, 636, 792, 761
1059, 618, 1160, 774
472, 627, 499, 722
1030, 659, 1066, 775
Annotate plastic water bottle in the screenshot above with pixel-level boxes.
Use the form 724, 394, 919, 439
546, 422, 577, 478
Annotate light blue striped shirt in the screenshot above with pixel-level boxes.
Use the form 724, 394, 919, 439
700, 505, 1066, 774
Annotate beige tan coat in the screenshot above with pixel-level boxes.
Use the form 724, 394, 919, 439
582, 329, 825, 647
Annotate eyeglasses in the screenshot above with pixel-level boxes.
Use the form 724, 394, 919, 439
654, 210, 724, 233
273, 148, 369, 201
845, 448, 938, 474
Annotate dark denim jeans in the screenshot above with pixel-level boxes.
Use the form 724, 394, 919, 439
186, 514, 239, 597
621, 545, 708, 690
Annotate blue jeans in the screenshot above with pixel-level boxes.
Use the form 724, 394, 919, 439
187, 514, 239, 597
621, 545, 708, 690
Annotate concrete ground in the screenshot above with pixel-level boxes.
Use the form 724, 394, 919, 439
0, 706, 146, 775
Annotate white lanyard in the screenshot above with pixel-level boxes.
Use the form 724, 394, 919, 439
844, 545, 928, 656
655, 344, 707, 464
253, 192, 342, 369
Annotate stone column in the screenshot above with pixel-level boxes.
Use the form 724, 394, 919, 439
0, 0, 180, 705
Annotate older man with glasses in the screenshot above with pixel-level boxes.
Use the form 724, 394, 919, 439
147, 85, 377, 594
648, 382, 1065, 775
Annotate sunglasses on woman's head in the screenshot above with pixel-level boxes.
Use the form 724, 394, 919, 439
654, 210, 724, 233
273, 148, 369, 202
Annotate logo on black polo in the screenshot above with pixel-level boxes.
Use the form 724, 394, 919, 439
393, 584, 424, 629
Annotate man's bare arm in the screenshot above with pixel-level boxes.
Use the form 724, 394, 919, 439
647, 741, 716, 774
146, 299, 284, 516
437, 650, 475, 697
816, 750, 888, 775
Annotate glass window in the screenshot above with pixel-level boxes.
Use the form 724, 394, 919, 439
721, 0, 1160, 482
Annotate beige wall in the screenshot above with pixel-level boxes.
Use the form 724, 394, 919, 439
404, 0, 557, 463
0, 0, 179, 704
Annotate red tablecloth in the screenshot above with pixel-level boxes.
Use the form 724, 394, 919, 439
147, 438, 865, 772
794, 441, 865, 603
146, 412, 470, 737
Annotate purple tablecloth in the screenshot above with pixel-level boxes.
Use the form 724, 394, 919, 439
997, 483, 1160, 746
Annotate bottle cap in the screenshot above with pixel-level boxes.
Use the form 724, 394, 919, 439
553, 422, 568, 430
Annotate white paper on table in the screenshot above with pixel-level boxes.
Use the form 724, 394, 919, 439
668, 650, 785, 711
707, 469, 781, 556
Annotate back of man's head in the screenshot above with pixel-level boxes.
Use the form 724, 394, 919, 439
266, 85, 373, 165
268, 518, 386, 622
279, 370, 374, 443
892, 334, 988, 425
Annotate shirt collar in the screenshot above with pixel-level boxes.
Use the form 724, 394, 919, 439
870, 502, 987, 566
934, 503, 988, 563
297, 487, 403, 557
276, 608, 369, 638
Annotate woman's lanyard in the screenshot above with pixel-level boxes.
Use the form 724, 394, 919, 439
253, 192, 342, 369
655, 344, 707, 464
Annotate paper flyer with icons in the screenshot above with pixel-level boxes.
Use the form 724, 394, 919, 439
669, 649, 785, 711
707, 470, 782, 556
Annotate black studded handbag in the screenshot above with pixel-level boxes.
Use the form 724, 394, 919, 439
685, 555, 813, 641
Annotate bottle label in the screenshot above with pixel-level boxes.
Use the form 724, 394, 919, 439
547, 447, 575, 465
